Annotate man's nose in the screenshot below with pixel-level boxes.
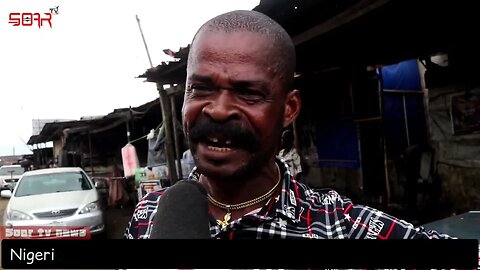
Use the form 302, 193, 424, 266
202, 90, 239, 122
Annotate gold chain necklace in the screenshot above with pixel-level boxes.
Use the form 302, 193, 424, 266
207, 163, 282, 230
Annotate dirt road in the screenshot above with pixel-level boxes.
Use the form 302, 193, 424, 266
104, 205, 135, 239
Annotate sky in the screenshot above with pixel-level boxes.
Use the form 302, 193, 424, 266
0, 0, 260, 157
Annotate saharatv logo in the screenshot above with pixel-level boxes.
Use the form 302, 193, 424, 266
8, 5, 59, 28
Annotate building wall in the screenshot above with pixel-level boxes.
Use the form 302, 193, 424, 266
428, 84, 480, 214
0, 155, 23, 166
298, 60, 480, 219
302, 165, 363, 201
295, 68, 380, 205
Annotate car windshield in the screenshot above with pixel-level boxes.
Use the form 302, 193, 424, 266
0, 167, 24, 176
14, 171, 93, 197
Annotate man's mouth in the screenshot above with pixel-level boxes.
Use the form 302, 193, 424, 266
205, 136, 234, 152
188, 118, 261, 153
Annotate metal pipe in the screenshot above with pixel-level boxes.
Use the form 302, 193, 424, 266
378, 67, 390, 205
402, 95, 411, 146
136, 15, 153, 68
383, 89, 425, 95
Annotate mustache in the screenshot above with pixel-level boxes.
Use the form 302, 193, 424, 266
188, 118, 261, 152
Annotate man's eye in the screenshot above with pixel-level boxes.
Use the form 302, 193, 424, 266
190, 85, 214, 93
238, 89, 264, 100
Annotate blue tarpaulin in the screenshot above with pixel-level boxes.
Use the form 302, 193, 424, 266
382, 59, 422, 91
316, 120, 360, 169
381, 59, 428, 157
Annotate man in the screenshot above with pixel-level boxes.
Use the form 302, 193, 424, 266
278, 129, 303, 180
124, 10, 451, 240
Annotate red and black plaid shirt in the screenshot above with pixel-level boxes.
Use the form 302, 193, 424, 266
124, 159, 453, 240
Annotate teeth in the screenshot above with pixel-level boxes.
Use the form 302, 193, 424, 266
225, 140, 231, 145
208, 146, 232, 152
209, 137, 219, 143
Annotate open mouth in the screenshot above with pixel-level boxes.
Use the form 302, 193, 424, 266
204, 136, 234, 152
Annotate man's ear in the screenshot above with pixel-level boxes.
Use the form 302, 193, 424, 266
283, 89, 301, 128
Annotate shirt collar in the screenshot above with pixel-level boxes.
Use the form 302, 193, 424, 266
273, 158, 304, 223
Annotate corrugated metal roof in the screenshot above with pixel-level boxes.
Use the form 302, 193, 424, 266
137, 46, 189, 85
27, 99, 160, 145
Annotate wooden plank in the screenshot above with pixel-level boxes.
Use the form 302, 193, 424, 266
165, 84, 185, 95
170, 90, 183, 180
156, 83, 179, 184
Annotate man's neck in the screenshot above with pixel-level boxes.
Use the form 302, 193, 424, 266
199, 160, 281, 222
199, 162, 279, 205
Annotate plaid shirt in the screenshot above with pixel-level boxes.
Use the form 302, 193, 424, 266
124, 159, 453, 240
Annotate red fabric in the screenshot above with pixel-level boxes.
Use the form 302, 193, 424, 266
108, 178, 129, 208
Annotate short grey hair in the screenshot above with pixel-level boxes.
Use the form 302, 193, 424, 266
189, 10, 296, 90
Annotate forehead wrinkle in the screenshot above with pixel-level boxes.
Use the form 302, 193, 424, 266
192, 49, 282, 82
197, 48, 258, 65
189, 31, 284, 86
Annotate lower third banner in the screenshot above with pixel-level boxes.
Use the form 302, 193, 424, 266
2, 239, 478, 269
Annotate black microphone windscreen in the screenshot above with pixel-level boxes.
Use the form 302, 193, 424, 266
150, 180, 211, 239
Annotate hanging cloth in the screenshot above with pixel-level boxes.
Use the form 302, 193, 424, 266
121, 143, 139, 178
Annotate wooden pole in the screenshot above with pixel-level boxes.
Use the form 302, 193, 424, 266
170, 87, 183, 179
88, 132, 94, 177
136, 15, 178, 184
156, 84, 179, 184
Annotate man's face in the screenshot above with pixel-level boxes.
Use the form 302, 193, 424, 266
182, 30, 292, 179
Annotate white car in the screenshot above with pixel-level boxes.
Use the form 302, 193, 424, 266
1, 167, 105, 236
0, 164, 25, 191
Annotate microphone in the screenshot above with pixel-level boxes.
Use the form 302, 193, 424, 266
150, 180, 211, 239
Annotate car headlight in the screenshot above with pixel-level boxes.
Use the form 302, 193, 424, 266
7, 210, 33, 220
79, 201, 100, 214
